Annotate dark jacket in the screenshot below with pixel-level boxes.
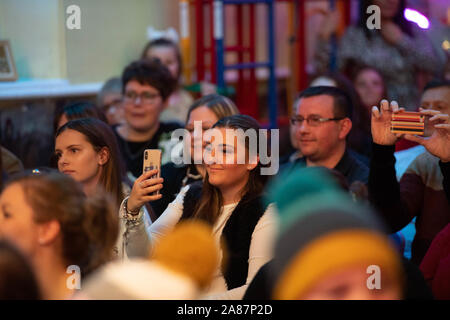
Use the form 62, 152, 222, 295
281, 148, 369, 185
180, 182, 268, 290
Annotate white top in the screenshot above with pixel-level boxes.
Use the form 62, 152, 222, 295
148, 185, 278, 300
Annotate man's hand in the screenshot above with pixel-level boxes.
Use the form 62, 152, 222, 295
404, 110, 450, 162
371, 100, 405, 145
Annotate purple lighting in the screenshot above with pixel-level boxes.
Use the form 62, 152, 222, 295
404, 8, 430, 29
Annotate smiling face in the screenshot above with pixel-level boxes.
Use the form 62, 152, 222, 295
123, 80, 165, 133
55, 129, 107, 187
186, 106, 220, 163
293, 95, 348, 162
205, 127, 258, 191
0, 183, 40, 259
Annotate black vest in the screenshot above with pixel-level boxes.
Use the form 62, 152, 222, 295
180, 181, 268, 290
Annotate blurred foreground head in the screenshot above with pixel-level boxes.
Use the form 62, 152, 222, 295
79, 221, 219, 300
267, 168, 404, 300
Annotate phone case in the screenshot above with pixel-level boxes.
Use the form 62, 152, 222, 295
143, 149, 162, 195
390, 111, 425, 136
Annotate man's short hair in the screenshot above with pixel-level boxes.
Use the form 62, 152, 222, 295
423, 79, 450, 93
295, 86, 353, 119
121, 58, 176, 101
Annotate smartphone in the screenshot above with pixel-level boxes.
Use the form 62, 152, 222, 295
391, 111, 425, 136
143, 149, 162, 195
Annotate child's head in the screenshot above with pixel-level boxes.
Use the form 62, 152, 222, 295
55, 118, 125, 208
121, 59, 177, 132
141, 38, 182, 82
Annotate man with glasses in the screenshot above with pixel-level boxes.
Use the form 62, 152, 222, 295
282, 86, 369, 185
114, 59, 182, 180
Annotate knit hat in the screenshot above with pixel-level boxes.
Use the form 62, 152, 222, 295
78, 221, 218, 300
266, 167, 403, 300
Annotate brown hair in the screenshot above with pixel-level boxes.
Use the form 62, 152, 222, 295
8, 171, 119, 276
121, 59, 177, 102
55, 118, 125, 209
141, 38, 183, 82
53, 101, 107, 134
186, 94, 240, 124
192, 115, 268, 225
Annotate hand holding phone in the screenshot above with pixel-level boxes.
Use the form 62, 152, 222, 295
127, 149, 163, 213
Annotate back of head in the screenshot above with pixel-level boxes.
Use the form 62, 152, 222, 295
121, 58, 177, 102
0, 240, 41, 300
53, 101, 107, 133
266, 168, 403, 300
7, 171, 119, 277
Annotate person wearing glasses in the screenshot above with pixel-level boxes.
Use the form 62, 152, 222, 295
282, 86, 369, 185
113, 59, 183, 181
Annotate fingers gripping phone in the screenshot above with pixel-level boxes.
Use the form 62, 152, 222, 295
143, 149, 162, 195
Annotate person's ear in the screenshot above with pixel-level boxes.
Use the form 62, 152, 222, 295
37, 220, 61, 246
338, 118, 352, 140
98, 147, 110, 166
246, 155, 259, 171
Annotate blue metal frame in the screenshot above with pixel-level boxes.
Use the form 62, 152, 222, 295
329, 0, 338, 72
215, 0, 278, 129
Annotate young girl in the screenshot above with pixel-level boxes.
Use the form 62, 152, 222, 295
126, 114, 277, 299
151, 94, 240, 218
54, 118, 159, 258
0, 171, 118, 299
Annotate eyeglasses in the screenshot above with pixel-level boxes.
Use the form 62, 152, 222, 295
290, 115, 345, 127
123, 91, 161, 104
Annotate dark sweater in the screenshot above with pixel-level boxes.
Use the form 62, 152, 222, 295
113, 122, 182, 179
281, 148, 370, 185
368, 143, 450, 265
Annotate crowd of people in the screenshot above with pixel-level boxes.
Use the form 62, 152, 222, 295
0, 0, 449, 300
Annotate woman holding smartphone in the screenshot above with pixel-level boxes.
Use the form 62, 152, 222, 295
151, 94, 240, 218
126, 114, 277, 299
54, 117, 161, 259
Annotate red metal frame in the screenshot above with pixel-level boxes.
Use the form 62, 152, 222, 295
191, 0, 352, 123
